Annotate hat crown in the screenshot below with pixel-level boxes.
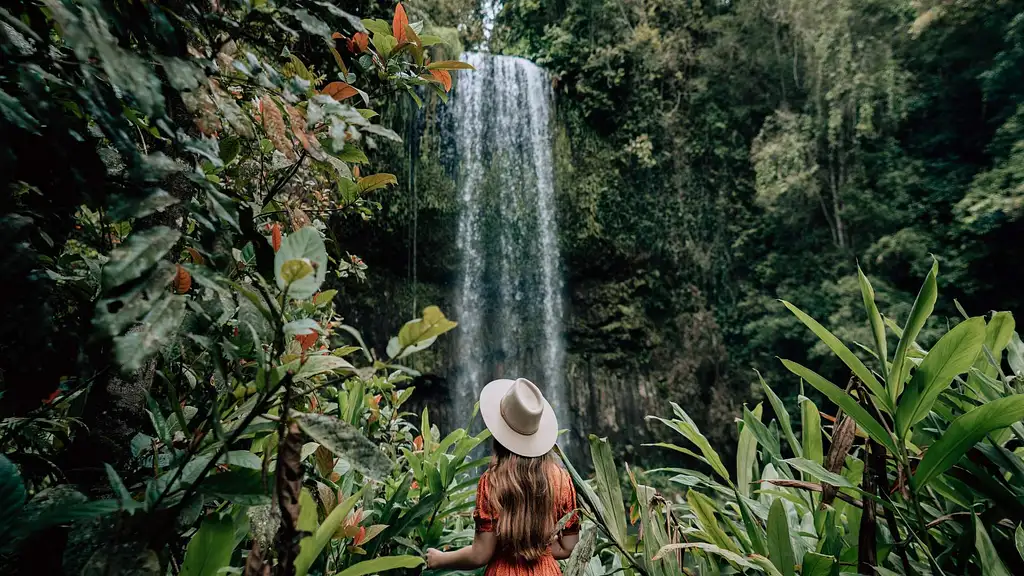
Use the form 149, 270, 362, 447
499, 378, 543, 435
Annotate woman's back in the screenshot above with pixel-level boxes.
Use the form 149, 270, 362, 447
474, 464, 579, 575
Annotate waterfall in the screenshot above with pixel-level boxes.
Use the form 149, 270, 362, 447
446, 52, 568, 441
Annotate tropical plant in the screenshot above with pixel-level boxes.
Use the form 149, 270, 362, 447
563, 264, 1024, 575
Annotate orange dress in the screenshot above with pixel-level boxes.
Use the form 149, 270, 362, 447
473, 466, 580, 576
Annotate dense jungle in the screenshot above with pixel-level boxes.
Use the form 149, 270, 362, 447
2, 0, 1024, 574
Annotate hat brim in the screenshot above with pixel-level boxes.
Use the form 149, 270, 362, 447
479, 379, 559, 458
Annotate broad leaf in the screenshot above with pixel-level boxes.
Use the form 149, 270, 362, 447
858, 266, 889, 375
0, 455, 25, 537
800, 397, 823, 465
914, 395, 1024, 488
975, 520, 1013, 576
113, 294, 186, 372
767, 499, 795, 576
784, 458, 854, 488
653, 542, 765, 572
687, 490, 740, 553
395, 306, 457, 351
895, 317, 985, 438
357, 173, 398, 193
743, 406, 781, 460
782, 300, 891, 413
199, 470, 270, 505
1015, 524, 1024, 562
274, 227, 328, 300
295, 413, 393, 480
589, 436, 627, 543
563, 527, 596, 576
101, 226, 181, 290
781, 360, 898, 455
180, 514, 236, 576
887, 259, 938, 403
801, 551, 835, 576
737, 404, 763, 498
295, 486, 367, 576
426, 60, 475, 70
333, 556, 424, 576
967, 312, 1016, 399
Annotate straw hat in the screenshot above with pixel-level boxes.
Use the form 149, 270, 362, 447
479, 377, 558, 458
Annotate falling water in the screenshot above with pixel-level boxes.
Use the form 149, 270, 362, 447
447, 52, 568, 440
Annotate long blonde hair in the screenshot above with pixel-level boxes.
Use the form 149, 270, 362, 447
486, 441, 558, 561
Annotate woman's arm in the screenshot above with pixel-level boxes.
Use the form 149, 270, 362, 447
550, 533, 579, 560
426, 531, 497, 571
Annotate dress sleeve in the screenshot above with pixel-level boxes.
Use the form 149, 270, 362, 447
473, 474, 495, 533
559, 469, 580, 535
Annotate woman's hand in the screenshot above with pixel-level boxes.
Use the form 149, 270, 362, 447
425, 548, 445, 569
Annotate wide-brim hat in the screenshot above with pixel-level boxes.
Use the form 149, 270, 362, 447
480, 378, 558, 458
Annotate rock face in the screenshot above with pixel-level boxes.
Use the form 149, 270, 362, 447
331, 58, 747, 470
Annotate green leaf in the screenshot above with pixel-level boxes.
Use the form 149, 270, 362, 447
393, 306, 457, 353
888, 259, 938, 403
781, 360, 898, 455
758, 374, 801, 458
361, 18, 392, 37
737, 404, 762, 498
113, 294, 186, 373
274, 227, 328, 300
800, 397, 823, 465
313, 289, 338, 306
333, 556, 424, 576
1015, 524, 1024, 562
743, 405, 781, 460
295, 485, 367, 576
588, 435, 627, 543
858, 266, 889, 375
767, 499, 795, 576
914, 395, 1024, 488
975, 520, 1013, 576
895, 317, 986, 438
218, 136, 240, 164
180, 514, 236, 576
649, 402, 731, 485
784, 458, 854, 488
801, 551, 835, 576
782, 300, 891, 412
357, 173, 398, 193
426, 60, 475, 70
295, 355, 355, 379
199, 470, 270, 505
279, 258, 315, 285
102, 226, 181, 290
687, 490, 741, 554
336, 144, 368, 164
294, 413, 393, 480
653, 542, 767, 572
736, 491, 767, 556
0, 455, 25, 537
967, 312, 1016, 399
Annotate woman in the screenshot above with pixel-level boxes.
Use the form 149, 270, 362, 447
425, 378, 580, 574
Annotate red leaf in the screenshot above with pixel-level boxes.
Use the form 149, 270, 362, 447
173, 264, 191, 294
43, 389, 60, 404
353, 31, 369, 53
352, 526, 366, 546
321, 81, 358, 101
429, 69, 452, 92
413, 435, 423, 451
392, 3, 408, 43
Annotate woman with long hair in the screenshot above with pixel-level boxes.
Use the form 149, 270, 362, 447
425, 378, 580, 574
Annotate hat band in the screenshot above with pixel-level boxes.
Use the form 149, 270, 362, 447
499, 397, 539, 436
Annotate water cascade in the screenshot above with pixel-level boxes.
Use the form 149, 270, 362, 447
445, 52, 568, 439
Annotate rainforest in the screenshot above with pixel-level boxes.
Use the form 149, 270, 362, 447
2, 0, 1024, 574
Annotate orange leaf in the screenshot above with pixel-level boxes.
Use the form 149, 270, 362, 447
352, 526, 366, 546
413, 435, 423, 451
353, 31, 369, 53
271, 222, 282, 252
321, 81, 358, 101
331, 32, 344, 40
392, 3, 408, 43
295, 332, 318, 351
186, 247, 204, 264
430, 69, 452, 92
173, 264, 192, 294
